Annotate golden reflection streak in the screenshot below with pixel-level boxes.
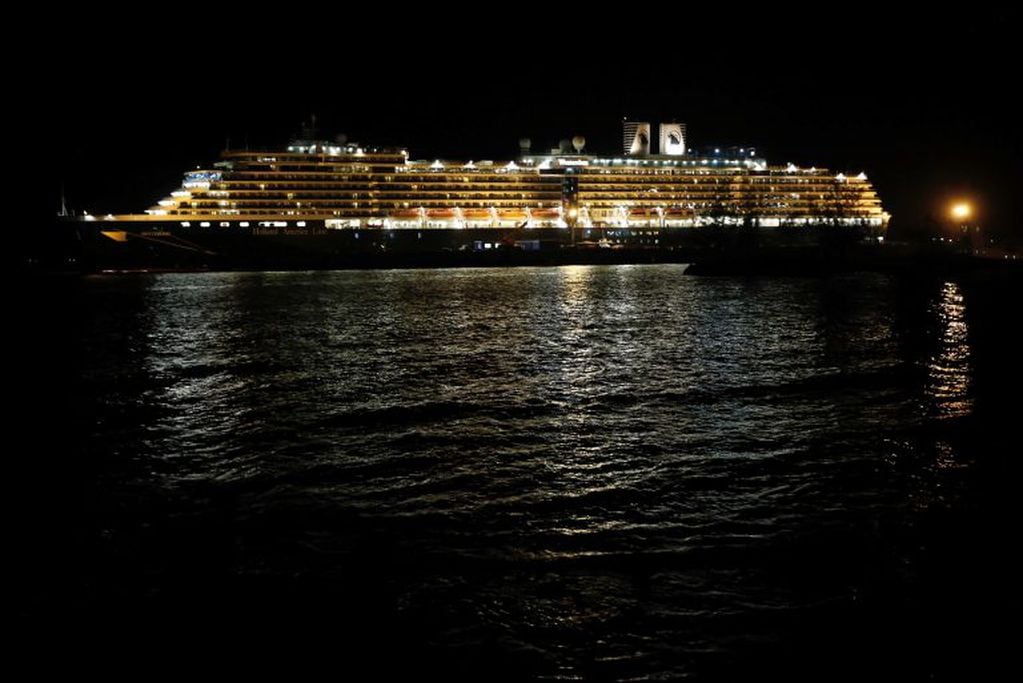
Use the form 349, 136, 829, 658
925, 281, 972, 419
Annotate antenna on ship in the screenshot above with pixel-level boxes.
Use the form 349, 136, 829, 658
57, 181, 71, 218
298, 114, 319, 141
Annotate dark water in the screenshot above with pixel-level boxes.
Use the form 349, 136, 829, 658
13, 266, 1021, 679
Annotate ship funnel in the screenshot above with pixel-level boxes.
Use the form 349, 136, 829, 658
572, 135, 586, 153
659, 122, 686, 156
519, 137, 531, 153
623, 121, 651, 156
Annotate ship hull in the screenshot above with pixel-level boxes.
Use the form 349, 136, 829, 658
73, 220, 879, 272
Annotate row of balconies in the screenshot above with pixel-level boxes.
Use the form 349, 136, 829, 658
214, 176, 866, 191
222, 175, 562, 186
160, 202, 880, 216
168, 200, 565, 211
209, 185, 562, 194
199, 184, 871, 199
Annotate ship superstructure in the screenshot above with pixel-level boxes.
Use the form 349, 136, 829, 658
77, 120, 887, 268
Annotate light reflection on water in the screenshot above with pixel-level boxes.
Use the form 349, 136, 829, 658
17, 266, 1017, 680
926, 281, 972, 419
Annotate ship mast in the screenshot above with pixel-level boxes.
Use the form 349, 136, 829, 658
57, 181, 71, 218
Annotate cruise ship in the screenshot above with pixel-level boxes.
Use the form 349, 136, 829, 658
74, 120, 888, 269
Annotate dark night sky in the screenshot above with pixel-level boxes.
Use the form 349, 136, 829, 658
41, 9, 1021, 241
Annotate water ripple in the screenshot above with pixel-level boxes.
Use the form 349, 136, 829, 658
17, 265, 1018, 680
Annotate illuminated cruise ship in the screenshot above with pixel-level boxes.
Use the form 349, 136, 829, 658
77, 120, 887, 268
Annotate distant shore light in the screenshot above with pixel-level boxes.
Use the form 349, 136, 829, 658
951, 203, 971, 219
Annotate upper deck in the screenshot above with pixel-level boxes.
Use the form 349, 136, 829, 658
88, 137, 886, 231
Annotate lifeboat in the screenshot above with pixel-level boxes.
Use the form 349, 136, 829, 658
461, 209, 492, 221
530, 208, 562, 219
426, 208, 457, 219
663, 208, 692, 218
496, 209, 528, 221
388, 209, 421, 220
628, 207, 661, 219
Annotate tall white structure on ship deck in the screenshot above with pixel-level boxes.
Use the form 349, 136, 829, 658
622, 120, 651, 156
659, 122, 686, 155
